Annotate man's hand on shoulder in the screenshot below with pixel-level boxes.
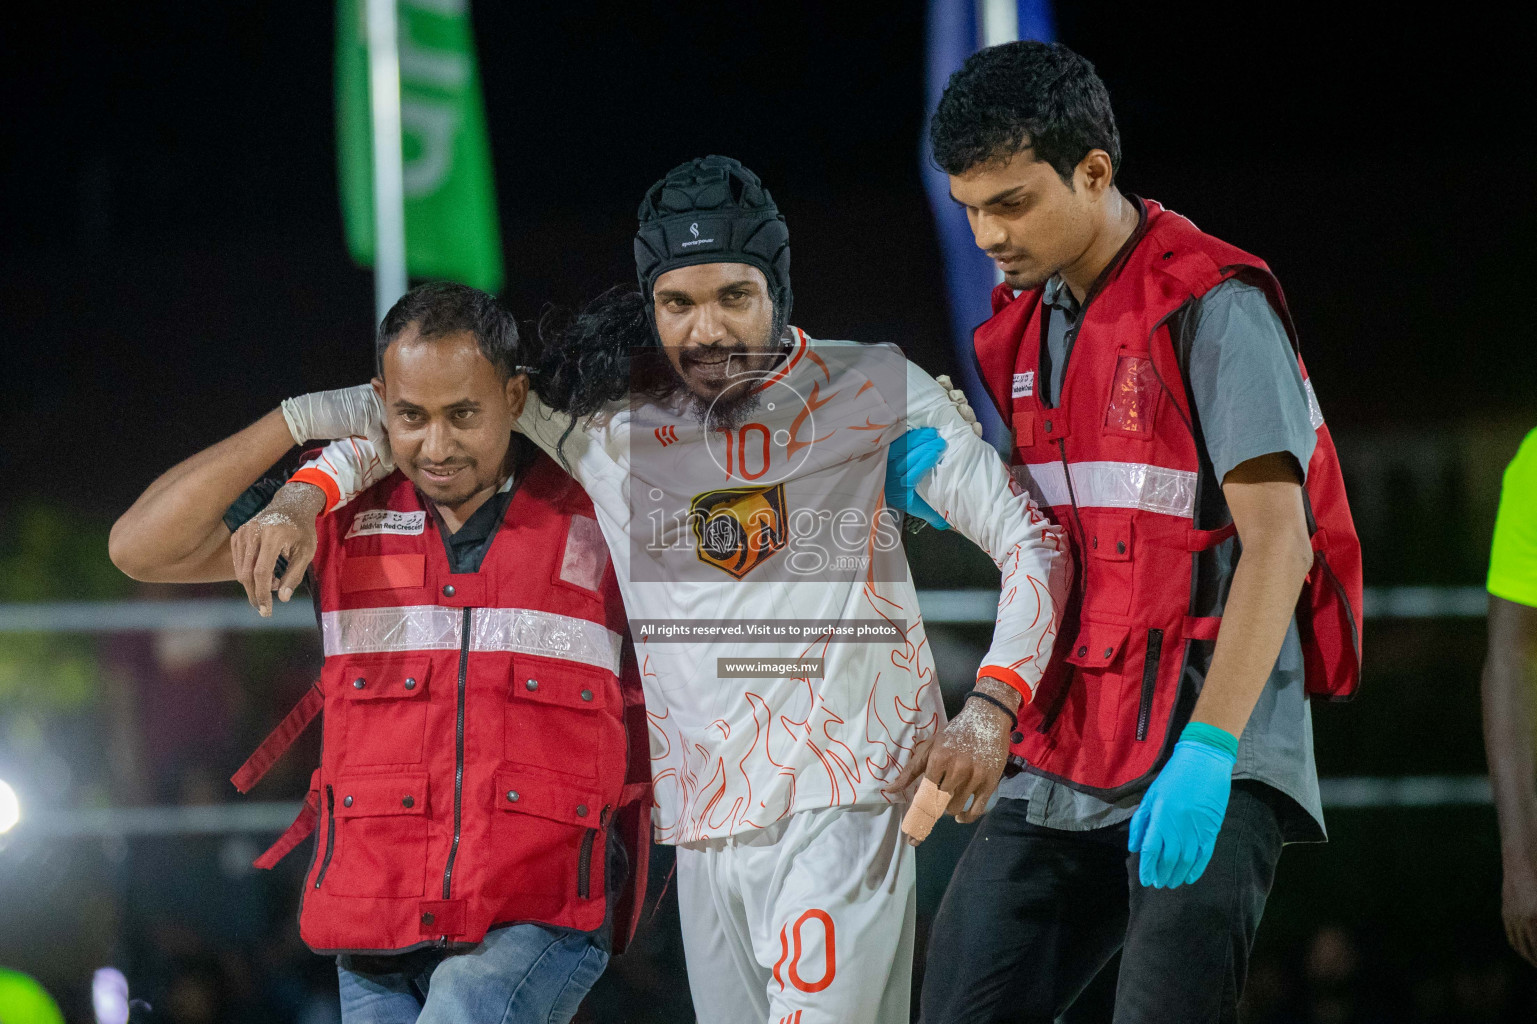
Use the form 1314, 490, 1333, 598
231, 481, 327, 617
883, 376, 987, 529
886, 427, 950, 529
281, 384, 393, 470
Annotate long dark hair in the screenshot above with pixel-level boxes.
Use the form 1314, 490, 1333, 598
533, 287, 683, 461
534, 284, 791, 459
534, 287, 678, 417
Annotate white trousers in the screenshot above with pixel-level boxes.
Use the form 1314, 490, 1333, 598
675, 803, 916, 1024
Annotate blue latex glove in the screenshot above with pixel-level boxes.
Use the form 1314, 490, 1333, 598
1127, 723, 1237, 888
885, 427, 949, 529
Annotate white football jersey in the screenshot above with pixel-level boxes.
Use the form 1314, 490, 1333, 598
302, 330, 1069, 843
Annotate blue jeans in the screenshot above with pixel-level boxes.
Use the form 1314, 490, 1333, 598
336, 923, 610, 1024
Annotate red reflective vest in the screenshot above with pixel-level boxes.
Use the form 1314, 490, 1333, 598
973, 199, 1363, 797
234, 451, 651, 954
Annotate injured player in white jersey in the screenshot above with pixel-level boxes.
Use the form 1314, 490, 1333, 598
241, 156, 1069, 1024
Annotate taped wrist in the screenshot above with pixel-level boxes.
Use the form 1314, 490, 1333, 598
1179, 721, 1239, 763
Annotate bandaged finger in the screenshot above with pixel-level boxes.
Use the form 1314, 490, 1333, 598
901, 777, 952, 845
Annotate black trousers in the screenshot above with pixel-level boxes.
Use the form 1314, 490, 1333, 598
920, 781, 1285, 1024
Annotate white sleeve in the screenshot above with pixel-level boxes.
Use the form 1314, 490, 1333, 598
516, 392, 585, 467
289, 438, 391, 512
292, 395, 615, 514
517, 392, 636, 498
905, 362, 1072, 702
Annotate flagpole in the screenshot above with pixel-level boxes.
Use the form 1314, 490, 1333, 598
979, 0, 1018, 47
365, 0, 408, 324
979, 0, 1017, 287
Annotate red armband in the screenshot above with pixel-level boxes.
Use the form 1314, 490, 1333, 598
289, 466, 341, 514
977, 665, 1034, 705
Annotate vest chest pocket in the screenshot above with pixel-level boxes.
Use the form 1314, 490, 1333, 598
1064, 621, 1135, 744
504, 654, 612, 780
324, 771, 429, 898
485, 769, 608, 900
335, 656, 432, 767
340, 554, 426, 593
1012, 394, 1035, 451
1081, 513, 1134, 619
1102, 349, 1161, 438
554, 514, 610, 596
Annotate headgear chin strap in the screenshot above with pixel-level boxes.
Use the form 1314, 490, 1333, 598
634, 156, 792, 343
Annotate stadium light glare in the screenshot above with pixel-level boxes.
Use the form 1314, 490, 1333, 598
92, 967, 131, 1024
0, 779, 20, 834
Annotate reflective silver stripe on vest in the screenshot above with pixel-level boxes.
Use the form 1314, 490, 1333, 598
1303, 378, 1324, 431
1015, 460, 1198, 518
321, 605, 623, 674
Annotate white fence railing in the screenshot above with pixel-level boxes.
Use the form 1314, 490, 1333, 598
0, 587, 1490, 634
0, 588, 1494, 836
10, 775, 1495, 840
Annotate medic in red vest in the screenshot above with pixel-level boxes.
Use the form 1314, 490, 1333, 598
907, 41, 1365, 1024
110, 282, 649, 1021
249, 447, 650, 955
972, 199, 1363, 795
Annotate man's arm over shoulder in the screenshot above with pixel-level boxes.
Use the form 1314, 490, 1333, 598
905, 362, 1071, 703
517, 390, 634, 486
297, 392, 623, 511
284, 437, 392, 514
517, 391, 583, 465
109, 408, 298, 583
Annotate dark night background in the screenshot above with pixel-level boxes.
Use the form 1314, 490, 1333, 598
3, 2, 1533, 514
2, 2, 1535, 1021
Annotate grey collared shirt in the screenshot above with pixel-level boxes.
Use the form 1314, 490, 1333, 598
994, 275, 1326, 843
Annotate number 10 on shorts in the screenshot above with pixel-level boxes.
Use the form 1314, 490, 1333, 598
774, 908, 837, 994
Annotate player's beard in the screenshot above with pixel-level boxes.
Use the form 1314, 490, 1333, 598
693, 376, 763, 432
666, 322, 788, 431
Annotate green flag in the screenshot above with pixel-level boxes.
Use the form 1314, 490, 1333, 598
336, 0, 503, 292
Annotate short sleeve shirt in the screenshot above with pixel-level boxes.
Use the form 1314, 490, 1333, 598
1488, 429, 1537, 609
995, 275, 1327, 843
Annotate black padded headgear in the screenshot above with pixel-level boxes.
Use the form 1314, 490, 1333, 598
634, 156, 792, 339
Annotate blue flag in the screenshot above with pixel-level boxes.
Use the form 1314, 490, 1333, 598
922, 0, 1056, 447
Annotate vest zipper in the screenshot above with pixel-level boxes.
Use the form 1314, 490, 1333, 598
1137, 629, 1164, 741
577, 805, 609, 900
314, 785, 336, 889
440, 606, 471, 906
1054, 437, 1089, 549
